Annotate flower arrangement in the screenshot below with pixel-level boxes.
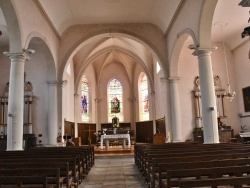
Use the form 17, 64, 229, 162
240, 125, 247, 133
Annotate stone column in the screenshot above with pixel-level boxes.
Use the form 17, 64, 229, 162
28, 96, 33, 134
74, 94, 79, 137
195, 47, 219, 143
128, 97, 136, 130
0, 97, 4, 133
150, 91, 156, 134
4, 52, 30, 151
95, 98, 102, 131
169, 77, 182, 142
46, 81, 59, 146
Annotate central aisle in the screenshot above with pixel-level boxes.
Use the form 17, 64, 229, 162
80, 155, 146, 188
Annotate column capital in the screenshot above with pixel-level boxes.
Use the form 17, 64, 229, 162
189, 46, 217, 56
128, 97, 136, 101
168, 77, 180, 83
74, 94, 79, 98
46, 80, 59, 86
4, 52, 31, 61
94, 98, 102, 102
160, 77, 168, 83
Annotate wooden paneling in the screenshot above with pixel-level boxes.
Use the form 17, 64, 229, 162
78, 123, 96, 145
101, 122, 131, 129
136, 121, 153, 143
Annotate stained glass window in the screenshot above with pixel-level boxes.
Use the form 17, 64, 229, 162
81, 75, 89, 122
141, 73, 149, 120
108, 79, 123, 122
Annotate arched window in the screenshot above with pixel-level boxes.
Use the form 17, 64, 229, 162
108, 79, 123, 122
81, 75, 89, 122
140, 73, 149, 120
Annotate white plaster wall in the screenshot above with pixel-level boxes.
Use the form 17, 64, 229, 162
211, 42, 240, 133
233, 41, 250, 133
24, 44, 50, 144
154, 60, 166, 119
0, 47, 10, 95
63, 61, 75, 122
178, 38, 199, 141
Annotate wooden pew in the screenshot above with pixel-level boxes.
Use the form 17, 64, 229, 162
0, 162, 72, 188
179, 176, 250, 188
134, 143, 250, 187
148, 152, 250, 187
157, 157, 250, 188
0, 176, 47, 188
164, 166, 250, 188
0, 168, 61, 188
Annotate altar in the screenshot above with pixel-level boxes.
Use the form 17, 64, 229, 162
101, 134, 131, 149
239, 132, 250, 142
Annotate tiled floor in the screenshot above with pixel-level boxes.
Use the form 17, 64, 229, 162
80, 155, 147, 188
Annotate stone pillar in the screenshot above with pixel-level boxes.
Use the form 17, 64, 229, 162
95, 98, 102, 131
195, 47, 219, 143
46, 81, 59, 146
0, 97, 4, 133
150, 91, 156, 134
28, 96, 33, 134
169, 77, 182, 142
128, 97, 136, 130
74, 94, 79, 137
4, 52, 30, 151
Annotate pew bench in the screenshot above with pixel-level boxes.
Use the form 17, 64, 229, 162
162, 166, 250, 188
0, 168, 61, 188
0, 176, 47, 188
179, 176, 250, 188
0, 162, 72, 188
157, 157, 250, 188
148, 152, 250, 187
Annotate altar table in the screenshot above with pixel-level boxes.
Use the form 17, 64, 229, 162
101, 134, 131, 149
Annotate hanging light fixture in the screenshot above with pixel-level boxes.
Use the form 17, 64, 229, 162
215, 21, 236, 101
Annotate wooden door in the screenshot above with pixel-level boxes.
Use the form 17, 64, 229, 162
64, 121, 75, 138
78, 123, 96, 145
136, 121, 153, 143
155, 117, 166, 137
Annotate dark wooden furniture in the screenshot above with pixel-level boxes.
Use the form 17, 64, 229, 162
155, 117, 166, 137
136, 121, 153, 143
78, 123, 96, 145
64, 120, 75, 138
101, 122, 131, 129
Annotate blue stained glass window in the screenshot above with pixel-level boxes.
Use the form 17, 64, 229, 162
81, 75, 89, 122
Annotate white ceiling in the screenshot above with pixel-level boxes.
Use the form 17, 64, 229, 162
0, 0, 249, 51
37, 0, 182, 36
212, 0, 250, 50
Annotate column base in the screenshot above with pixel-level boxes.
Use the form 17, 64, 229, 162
45, 144, 58, 147
6, 149, 24, 151
57, 142, 66, 147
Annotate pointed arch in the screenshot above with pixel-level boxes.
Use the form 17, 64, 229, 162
0, 0, 22, 52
